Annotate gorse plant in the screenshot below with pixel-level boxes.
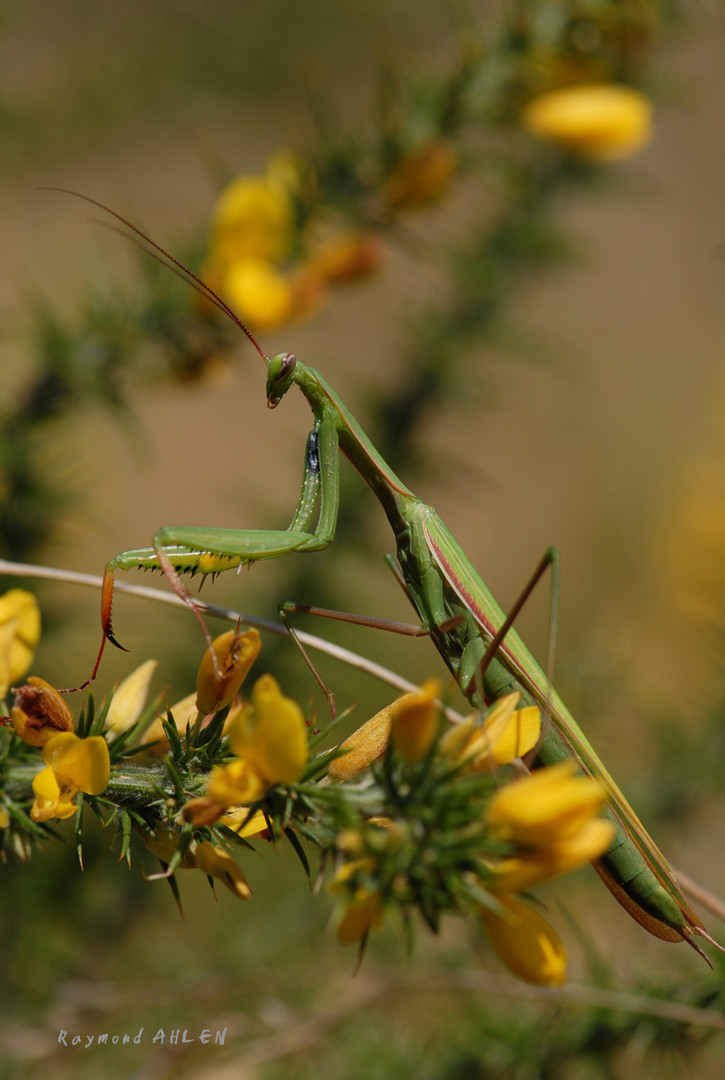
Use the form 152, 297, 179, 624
0, 587, 630, 988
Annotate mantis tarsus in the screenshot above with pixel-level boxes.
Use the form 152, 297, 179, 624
60, 190, 719, 961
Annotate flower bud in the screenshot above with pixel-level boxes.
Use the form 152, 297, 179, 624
480, 893, 567, 987
195, 841, 252, 900
105, 659, 157, 733
308, 231, 383, 283
386, 139, 457, 209
521, 84, 652, 161
11, 677, 74, 748
195, 628, 261, 715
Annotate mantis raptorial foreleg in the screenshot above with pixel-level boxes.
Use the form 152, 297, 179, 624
91, 420, 340, 684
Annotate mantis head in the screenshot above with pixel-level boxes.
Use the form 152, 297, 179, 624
266, 352, 297, 408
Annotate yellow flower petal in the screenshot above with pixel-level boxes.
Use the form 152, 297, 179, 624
220, 257, 294, 329
211, 175, 294, 262
480, 893, 567, 986
31, 764, 79, 822
482, 705, 541, 766
219, 807, 270, 838
438, 713, 478, 760
439, 695, 540, 770
144, 829, 199, 869
391, 678, 440, 763
195, 841, 251, 900
207, 759, 267, 807
521, 84, 652, 160
0, 590, 41, 696
41, 732, 111, 796
486, 761, 608, 846
140, 691, 198, 757
336, 889, 384, 945
490, 818, 616, 893
105, 659, 158, 733
195, 628, 260, 714
328, 693, 416, 782
229, 674, 308, 786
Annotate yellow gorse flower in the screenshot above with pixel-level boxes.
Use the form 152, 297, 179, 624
0, 590, 41, 699
491, 818, 615, 894
31, 731, 111, 822
229, 673, 308, 787
327, 700, 395, 781
439, 692, 541, 770
210, 174, 294, 263
206, 756, 267, 809
221, 258, 294, 330
219, 806, 269, 839
328, 858, 384, 944
521, 84, 652, 160
327, 679, 440, 780
203, 153, 382, 331
485, 760, 615, 893
203, 161, 307, 331
486, 760, 609, 845
145, 831, 251, 899
480, 893, 567, 987
190, 674, 308, 824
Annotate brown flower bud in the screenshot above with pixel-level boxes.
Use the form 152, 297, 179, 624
11, 677, 74, 748
195, 628, 261, 714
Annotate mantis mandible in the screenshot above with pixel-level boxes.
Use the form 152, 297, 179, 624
62, 191, 717, 960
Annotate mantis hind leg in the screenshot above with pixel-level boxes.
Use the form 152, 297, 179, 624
458, 546, 560, 703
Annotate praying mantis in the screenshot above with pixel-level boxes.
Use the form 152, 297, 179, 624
62, 191, 717, 960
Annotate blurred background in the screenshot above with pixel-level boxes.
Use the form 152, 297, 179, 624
1, 1, 724, 1077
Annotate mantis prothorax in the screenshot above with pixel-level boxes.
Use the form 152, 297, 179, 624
57, 190, 719, 961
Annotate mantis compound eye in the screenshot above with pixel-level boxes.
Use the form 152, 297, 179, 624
266, 352, 297, 408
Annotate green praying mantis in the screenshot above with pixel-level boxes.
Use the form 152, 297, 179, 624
62, 191, 719, 961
